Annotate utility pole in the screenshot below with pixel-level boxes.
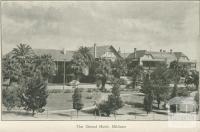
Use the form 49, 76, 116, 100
63, 59, 66, 90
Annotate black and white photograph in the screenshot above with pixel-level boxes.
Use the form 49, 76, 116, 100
1, 1, 200, 121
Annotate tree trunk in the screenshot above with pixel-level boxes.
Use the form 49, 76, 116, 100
77, 110, 78, 118
157, 98, 160, 109
157, 102, 160, 109
32, 109, 35, 117
114, 111, 116, 120
101, 78, 106, 92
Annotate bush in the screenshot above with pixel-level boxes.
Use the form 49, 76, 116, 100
119, 78, 127, 85
98, 78, 124, 116
21, 77, 49, 116
86, 95, 93, 99
177, 87, 189, 97
2, 87, 21, 111
87, 88, 93, 93
98, 101, 112, 116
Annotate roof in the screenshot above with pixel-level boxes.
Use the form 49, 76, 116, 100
174, 52, 189, 60
88, 45, 122, 58
128, 50, 183, 62
168, 97, 196, 105
127, 50, 146, 59
120, 52, 131, 59
34, 49, 74, 61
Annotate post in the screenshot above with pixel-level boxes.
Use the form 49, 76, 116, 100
70, 111, 72, 120
134, 109, 136, 119
63, 60, 66, 90
186, 104, 188, 113
46, 107, 48, 118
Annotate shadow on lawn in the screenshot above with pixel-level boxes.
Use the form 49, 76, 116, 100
2, 111, 32, 116
125, 102, 144, 108
127, 112, 147, 116
52, 113, 72, 117
152, 110, 168, 115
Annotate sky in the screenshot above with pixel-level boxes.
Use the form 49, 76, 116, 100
1, 1, 200, 60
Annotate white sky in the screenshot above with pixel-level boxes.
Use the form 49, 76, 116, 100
1, 1, 200, 60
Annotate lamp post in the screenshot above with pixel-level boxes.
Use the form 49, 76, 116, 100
63, 59, 66, 90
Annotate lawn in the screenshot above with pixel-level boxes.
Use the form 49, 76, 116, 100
46, 91, 95, 111
3, 86, 198, 121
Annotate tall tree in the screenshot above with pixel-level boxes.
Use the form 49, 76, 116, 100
150, 63, 171, 109
185, 70, 199, 89
71, 46, 95, 80
2, 55, 22, 84
2, 44, 55, 115
169, 60, 188, 98
131, 65, 144, 89
19, 54, 55, 116
111, 58, 127, 78
144, 93, 154, 114
72, 88, 84, 117
12, 43, 33, 67
21, 75, 48, 116
95, 59, 112, 91
33, 55, 56, 82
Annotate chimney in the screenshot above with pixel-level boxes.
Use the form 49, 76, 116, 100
160, 49, 162, 52
94, 43, 97, 58
63, 48, 67, 54
118, 47, 121, 54
170, 49, 173, 54
134, 48, 137, 58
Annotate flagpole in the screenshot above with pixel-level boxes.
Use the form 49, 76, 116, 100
63, 59, 66, 90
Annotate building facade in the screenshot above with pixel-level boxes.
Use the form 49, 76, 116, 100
33, 44, 122, 83
127, 48, 197, 73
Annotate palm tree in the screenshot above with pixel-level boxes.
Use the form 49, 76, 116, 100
12, 43, 33, 58
72, 46, 95, 80
34, 54, 56, 82
77, 46, 94, 67
12, 43, 34, 66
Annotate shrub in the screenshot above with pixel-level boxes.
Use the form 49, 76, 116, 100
21, 77, 48, 116
98, 78, 124, 117
119, 78, 127, 85
86, 95, 93, 99
2, 87, 21, 111
98, 101, 112, 116
87, 88, 93, 93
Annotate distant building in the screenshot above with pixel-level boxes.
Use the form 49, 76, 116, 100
88, 44, 122, 61
34, 49, 74, 83
168, 96, 197, 113
3, 44, 122, 84
33, 44, 122, 83
127, 48, 197, 72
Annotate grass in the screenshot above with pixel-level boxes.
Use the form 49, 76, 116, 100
47, 89, 73, 93
46, 91, 94, 111
1, 86, 175, 120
